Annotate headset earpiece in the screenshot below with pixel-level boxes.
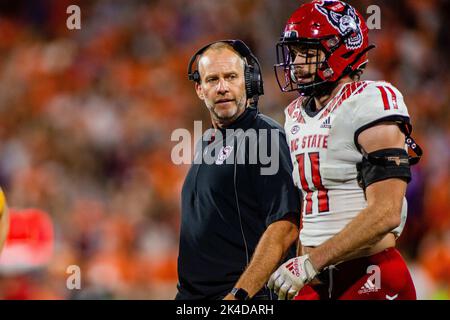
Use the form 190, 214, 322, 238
245, 62, 264, 101
189, 70, 201, 83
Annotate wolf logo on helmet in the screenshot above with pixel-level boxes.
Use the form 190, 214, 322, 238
315, 0, 363, 49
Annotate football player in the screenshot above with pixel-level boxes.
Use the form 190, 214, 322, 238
268, 0, 422, 300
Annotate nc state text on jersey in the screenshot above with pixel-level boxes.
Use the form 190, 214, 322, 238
291, 134, 329, 151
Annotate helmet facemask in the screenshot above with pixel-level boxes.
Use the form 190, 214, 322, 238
274, 37, 339, 97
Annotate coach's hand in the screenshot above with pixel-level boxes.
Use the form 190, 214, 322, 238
268, 254, 318, 300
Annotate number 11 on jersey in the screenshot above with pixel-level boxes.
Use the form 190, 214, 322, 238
296, 152, 329, 215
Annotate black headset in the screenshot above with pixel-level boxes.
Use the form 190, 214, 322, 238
187, 39, 264, 104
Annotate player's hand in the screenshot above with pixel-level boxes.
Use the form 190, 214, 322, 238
267, 254, 318, 300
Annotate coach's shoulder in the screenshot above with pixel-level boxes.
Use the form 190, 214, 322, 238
254, 112, 284, 132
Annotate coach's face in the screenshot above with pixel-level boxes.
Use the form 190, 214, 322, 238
195, 48, 247, 127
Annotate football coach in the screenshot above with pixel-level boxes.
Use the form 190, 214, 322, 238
176, 40, 301, 300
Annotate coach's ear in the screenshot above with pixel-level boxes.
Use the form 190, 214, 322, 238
195, 82, 205, 100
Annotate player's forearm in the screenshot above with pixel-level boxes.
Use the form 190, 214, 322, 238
235, 238, 286, 297
309, 203, 399, 271
232, 219, 298, 298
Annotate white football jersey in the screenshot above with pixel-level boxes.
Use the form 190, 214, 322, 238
284, 81, 410, 247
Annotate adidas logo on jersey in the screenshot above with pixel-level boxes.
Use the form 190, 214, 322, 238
358, 278, 380, 294
320, 117, 331, 129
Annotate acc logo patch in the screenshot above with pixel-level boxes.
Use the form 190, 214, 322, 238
283, 29, 299, 39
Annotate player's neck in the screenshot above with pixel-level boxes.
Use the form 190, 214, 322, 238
314, 77, 353, 111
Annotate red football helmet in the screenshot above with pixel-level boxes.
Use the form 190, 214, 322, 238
274, 0, 374, 96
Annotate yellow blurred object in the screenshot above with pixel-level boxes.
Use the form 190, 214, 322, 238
0, 189, 5, 216
0, 188, 9, 255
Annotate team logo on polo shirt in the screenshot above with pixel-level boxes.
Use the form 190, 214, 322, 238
215, 145, 234, 165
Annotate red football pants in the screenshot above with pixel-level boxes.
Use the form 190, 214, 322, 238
295, 247, 416, 300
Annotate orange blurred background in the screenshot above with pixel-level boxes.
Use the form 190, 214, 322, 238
0, 0, 448, 299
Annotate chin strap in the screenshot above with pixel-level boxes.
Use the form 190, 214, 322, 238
341, 44, 376, 76
299, 45, 376, 98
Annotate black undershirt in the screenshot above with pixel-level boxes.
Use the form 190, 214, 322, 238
303, 96, 322, 117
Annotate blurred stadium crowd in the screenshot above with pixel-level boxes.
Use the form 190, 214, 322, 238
0, 0, 448, 299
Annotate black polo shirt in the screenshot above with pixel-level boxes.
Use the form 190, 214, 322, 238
176, 107, 301, 300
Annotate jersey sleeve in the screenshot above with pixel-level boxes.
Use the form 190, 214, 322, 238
351, 82, 410, 147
